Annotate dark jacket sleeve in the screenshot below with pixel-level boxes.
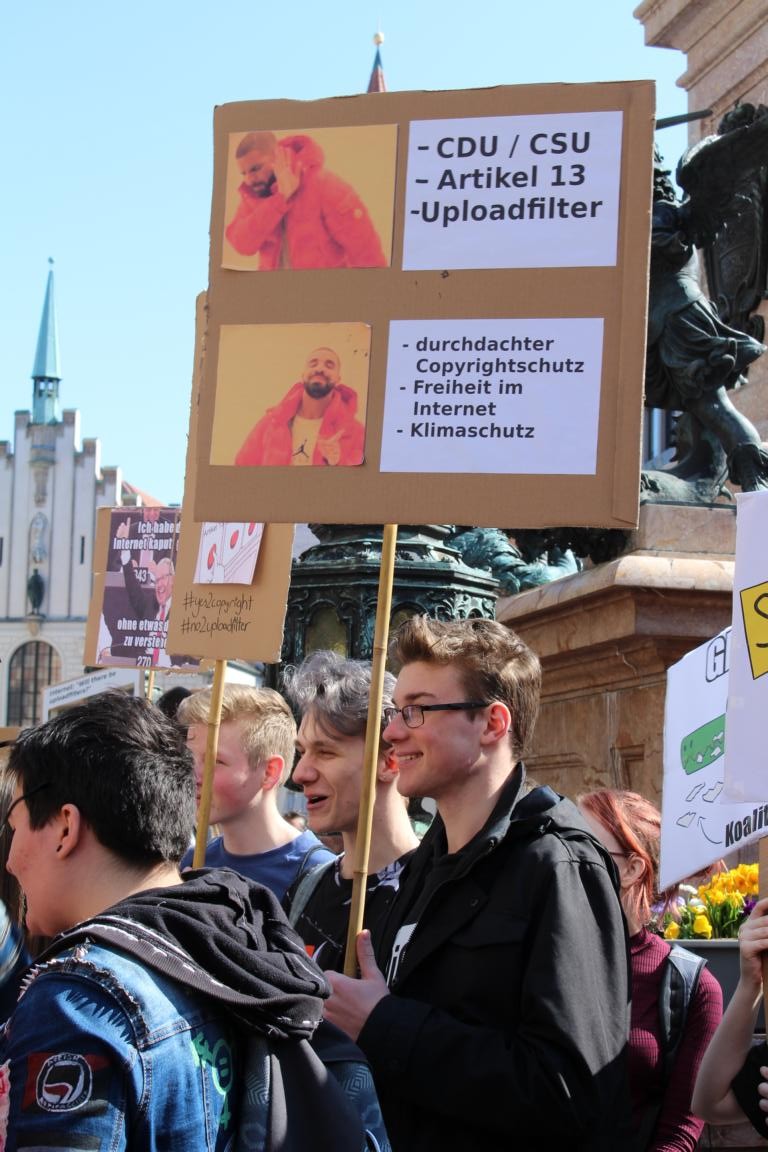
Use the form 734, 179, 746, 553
359, 853, 631, 1145
731, 1040, 768, 1138
121, 557, 153, 621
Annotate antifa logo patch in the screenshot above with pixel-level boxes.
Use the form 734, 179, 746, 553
23, 1052, 109, 1114
37, 1053, 93, 1111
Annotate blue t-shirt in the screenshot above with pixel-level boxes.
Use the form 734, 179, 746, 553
181, 829, 335, 904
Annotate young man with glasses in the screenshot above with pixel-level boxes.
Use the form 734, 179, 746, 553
325, 614, 633, 1152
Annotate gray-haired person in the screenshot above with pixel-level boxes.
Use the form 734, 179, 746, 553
283, 651, 419, 971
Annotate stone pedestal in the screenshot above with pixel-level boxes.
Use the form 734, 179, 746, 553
496, 503, 735, 805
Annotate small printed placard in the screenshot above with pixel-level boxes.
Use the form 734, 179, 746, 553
403, 111, 622, 270
381, 317, 604, 474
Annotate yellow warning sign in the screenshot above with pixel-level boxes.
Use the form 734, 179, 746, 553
740, 580, 768, 680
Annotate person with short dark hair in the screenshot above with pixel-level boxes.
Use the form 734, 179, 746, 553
325, 615, 634, 1151
235, 346, 365, 468
283, 651, 418, 971
0, 691, 329, 1148
225, 130, 387, 270
155, 684, 192, 721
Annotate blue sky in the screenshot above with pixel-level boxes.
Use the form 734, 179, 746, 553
1, 1, 689, 505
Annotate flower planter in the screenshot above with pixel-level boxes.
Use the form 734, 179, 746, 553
678, 939, 765, 1030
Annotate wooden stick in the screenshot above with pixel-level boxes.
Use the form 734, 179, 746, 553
146, 669, 155, 700
343, 523, 398, 976
760, 838, 768, 1025
192, 659, 227, 868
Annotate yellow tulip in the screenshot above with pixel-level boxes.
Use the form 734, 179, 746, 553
693, 914, 713, 939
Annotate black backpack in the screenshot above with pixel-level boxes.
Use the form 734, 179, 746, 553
35, 922, 390, 1152
236, 1019, 388, 1151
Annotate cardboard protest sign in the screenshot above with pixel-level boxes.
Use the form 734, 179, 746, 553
724, 490, 768, 803
659, 627, 768, 890
169, 522, 294, 662
42, 668, 142, 720
193, 81, 653, 529
165, 295, 295, 663
84, 508, 199, 671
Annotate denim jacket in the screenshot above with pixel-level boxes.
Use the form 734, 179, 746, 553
0, 939, 239, 1151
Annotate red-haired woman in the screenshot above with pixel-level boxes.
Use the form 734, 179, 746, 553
579, 789, 722, 1152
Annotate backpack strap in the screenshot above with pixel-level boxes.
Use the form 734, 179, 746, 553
287, 858, 336, 927
635, 943, 706, 1151
297, 842, 332, 876
660, 944, 705, 1078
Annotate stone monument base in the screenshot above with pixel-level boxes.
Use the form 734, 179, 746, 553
496, 503, 736, 803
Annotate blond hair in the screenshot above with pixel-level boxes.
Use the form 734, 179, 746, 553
178, 685, 296, 781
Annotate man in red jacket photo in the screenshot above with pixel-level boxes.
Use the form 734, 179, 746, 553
225, 130, 388, 270
235, 345, 365, 467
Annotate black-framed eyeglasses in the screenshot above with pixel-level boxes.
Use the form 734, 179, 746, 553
382, 702, 489, 729
1, 782, 50, 837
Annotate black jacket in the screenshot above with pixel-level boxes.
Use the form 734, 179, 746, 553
358, 767, 635, 1151
36, 867, 330, 1036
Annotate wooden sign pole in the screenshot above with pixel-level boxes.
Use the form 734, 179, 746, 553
343, 523, 398, 976
192, 658, 227, 868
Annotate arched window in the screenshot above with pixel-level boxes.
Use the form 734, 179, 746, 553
7, 642, 61, 727
305, 605, 347, 656
389, 607, 417, 635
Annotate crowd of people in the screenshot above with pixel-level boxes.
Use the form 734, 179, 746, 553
0, 614, 766, 1150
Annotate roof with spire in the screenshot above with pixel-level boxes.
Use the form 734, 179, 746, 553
367, 33, 386, 94
32, 260, 61, 382
31, 260, 63, 425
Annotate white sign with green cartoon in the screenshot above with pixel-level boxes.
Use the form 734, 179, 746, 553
660, 627, 768, 889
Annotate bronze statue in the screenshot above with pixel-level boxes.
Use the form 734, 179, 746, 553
703, 104, 768, 344
447, 527, 579, 595
27, 568, 44, 615
645, 118, 768, 493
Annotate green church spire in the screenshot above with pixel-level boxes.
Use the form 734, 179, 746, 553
32, 259, 62, 425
